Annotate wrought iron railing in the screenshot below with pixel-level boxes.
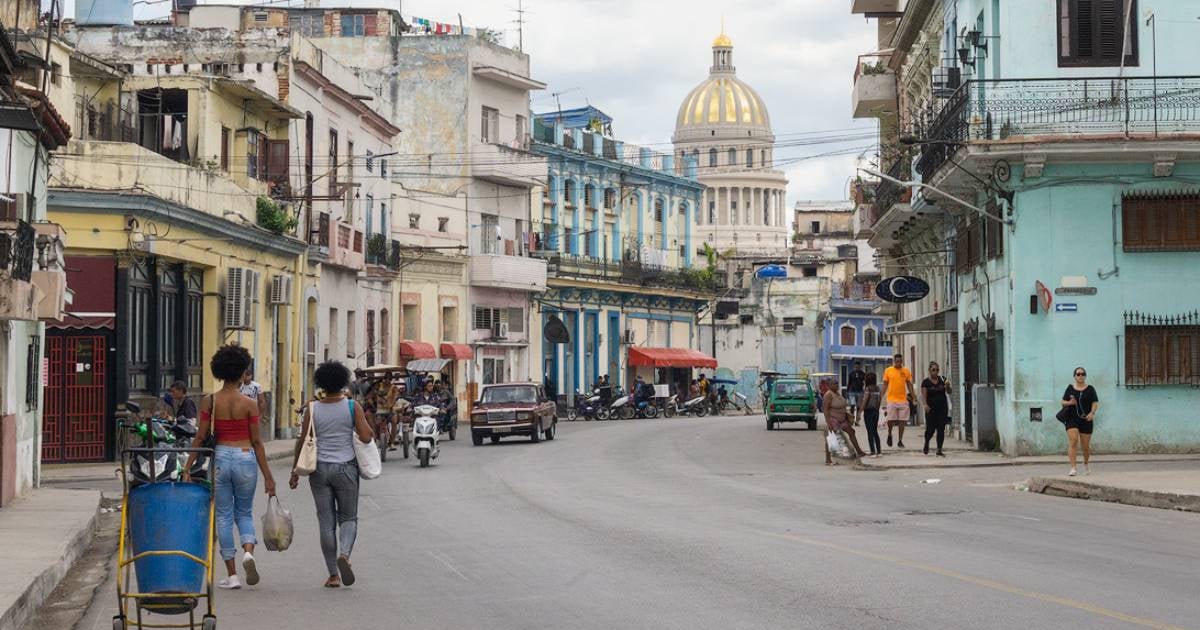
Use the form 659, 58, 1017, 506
1123, 310, 1200, 388
914, 76, 1200, 182
545, 253, 721, 294
872, 158, 907, 222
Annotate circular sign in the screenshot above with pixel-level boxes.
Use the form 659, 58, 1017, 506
875, 276, 930, 303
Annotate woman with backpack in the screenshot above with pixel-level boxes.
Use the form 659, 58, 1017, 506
289, 361, 374, 587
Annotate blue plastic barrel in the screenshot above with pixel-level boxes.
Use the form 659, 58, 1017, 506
127, 482, 210, 612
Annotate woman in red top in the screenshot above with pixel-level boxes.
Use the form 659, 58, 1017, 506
185, 344, 276, 589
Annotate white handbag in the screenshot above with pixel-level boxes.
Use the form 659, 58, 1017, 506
293, 402, 318, 476
354, 434, 381, 479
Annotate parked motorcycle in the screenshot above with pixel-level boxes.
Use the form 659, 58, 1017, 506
661, 394, 678, 418
118, 402, 208, 486
412, 404, 441, 468
679, 395, 709, 417
566, 389, 610, 421
612, 394, 658, 420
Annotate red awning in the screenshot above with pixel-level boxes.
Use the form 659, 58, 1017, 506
398, 340, 437, 359
628, 347, 717, 369
439, 343, 473, 360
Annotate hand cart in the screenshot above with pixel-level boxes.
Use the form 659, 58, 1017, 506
114, 446, 217, 630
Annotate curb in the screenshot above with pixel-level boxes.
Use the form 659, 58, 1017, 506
858, 455, 1200, 472
0, 491, 101, 630
1024, 477, 1200, 513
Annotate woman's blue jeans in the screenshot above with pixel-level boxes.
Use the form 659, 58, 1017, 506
214, 446, 258, 561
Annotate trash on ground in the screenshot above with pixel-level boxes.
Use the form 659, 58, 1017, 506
921, 478, 942, 484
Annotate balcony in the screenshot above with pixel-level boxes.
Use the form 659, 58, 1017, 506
0, 218, 37, 321
544, 254, 721, 294
365, 233, 402, 272
830, 281, 880, 312
914, 77, 1200, 183
473, 141, 547, 188
311, 212, 364, 271
51, 141, 271, 223
469, 254, 548, 292
852, 55, 896, 119
851, 0, 900, 15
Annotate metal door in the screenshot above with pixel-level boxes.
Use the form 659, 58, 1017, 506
42, 334, 109, 463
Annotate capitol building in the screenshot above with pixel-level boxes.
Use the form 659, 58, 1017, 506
673, 31, 790, 254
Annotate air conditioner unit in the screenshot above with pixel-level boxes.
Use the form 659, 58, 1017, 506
622, 329, 636, 345
492, 322, 509, 339
269, 274, 292, 305
223, 267, 257, 330
781, 323, 796, 333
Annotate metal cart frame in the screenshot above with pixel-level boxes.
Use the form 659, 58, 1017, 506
113, 446, 217, 630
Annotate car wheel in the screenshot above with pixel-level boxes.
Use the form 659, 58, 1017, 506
490, 436, 501, 444
808, 421, 817, 431
545, 420, 556, 440
767, 420, 775, 430
472, 432, 484, 446
530, 423, 541, 443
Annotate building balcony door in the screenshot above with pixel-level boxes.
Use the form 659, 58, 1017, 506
42, 332, 110, 463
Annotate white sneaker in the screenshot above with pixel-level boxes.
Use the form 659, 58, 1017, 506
1068, 468, 1077, 477
242, 552, 259, 586
218, 575, 242, 590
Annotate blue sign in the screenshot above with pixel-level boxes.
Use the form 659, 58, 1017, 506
755, 264, 788, 279
1055, 303, 1078, 313
875, 276, 931, 303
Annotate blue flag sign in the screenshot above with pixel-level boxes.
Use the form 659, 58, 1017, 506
875, 276, 931, 303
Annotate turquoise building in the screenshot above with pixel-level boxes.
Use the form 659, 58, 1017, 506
858, 0, 1200, 454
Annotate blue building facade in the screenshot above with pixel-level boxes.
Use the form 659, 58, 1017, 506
819, 282, 895, 388
861, 0, 1200, 454
531, 108, 713, 401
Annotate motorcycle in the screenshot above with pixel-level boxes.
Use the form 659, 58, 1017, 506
412, 404, 441, 468
679, 395, 709, 417
118, 402, 208, 486
566, 389, 610, 421
612, 394, 658, 420
661, 394, 678, 418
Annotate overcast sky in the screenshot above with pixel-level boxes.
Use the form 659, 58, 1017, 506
77, 0, 879, 203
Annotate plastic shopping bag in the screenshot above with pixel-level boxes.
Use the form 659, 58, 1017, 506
826, 431, 854, 460
354, 435, 382, 480
261, 496, 294, 552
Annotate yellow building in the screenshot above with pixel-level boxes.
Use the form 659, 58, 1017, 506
47, 67, 307, 461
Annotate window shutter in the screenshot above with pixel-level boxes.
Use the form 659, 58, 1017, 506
1076, 0, 1095, 58
1097, 0, 1123, 59
954, 227, 969, 274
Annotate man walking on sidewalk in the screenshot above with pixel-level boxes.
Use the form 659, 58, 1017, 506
847, 362, 866, 423
882, 354, 915, 448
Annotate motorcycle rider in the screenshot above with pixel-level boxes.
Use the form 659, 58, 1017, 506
434, 379, 457, 433
411, 379, 445, 430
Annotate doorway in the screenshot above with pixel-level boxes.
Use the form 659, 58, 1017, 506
43, 332, 111, 463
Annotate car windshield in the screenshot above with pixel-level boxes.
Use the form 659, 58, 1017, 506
481, 385, 538, 405
773, 382, 810, 399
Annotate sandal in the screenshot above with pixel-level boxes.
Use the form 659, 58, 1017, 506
324, 575, 341, 588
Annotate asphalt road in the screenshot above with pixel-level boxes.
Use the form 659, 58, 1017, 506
76, 416, 1200, 630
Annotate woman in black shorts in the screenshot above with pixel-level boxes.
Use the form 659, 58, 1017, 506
1061, 367, 1099, 477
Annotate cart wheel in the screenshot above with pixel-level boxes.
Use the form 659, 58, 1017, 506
402, 436, 410, 459
112, 616, 127, 630
449, 423, 457, 441
202, 615, 217, 630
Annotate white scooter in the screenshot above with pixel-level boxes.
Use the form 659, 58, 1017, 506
679, 395, 709, 417
412, 404, 441, 468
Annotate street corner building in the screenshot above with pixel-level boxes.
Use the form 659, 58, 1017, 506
0, 8, 72, 503
851, 0, 1200, 455
529, 105, 717, 401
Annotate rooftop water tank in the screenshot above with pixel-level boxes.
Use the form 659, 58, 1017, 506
75, 0, 133, 26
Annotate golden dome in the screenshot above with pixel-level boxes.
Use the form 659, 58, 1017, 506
712, 32, 732, 47
675, 76, 770, 129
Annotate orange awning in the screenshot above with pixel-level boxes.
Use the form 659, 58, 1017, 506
439, 343, 473, 360
399, 340, 437, 359
628, 347, 717, 369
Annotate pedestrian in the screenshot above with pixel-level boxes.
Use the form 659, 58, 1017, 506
882, 353, 915, 448
847, 361, 866, 422
823, 380, 866, 465
289, 361, 374, 588
1061, 367, 1100, 476
163, 380, 198, 419
921, 361, 952, 457
183, 344, 276, 590
862, 372, 882, 456
239, 369, 267, 418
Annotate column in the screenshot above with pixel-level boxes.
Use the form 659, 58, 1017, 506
661, 193, 670, 252
684, 199, 693, 267
612, 183, 622, 261
571, 176, 582, 255
636, 190, 645, 247
591, 199, 602, 259
549, 173, 561, 250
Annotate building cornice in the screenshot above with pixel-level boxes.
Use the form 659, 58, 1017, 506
48, 189, 309, 257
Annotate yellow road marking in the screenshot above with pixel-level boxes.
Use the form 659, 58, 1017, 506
758, 530, 1192, 630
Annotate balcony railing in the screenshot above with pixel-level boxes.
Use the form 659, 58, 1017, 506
545, 254, 721, 294
914, 76, 1200, 182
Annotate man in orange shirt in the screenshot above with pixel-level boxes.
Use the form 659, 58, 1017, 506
882, 353, 915, 448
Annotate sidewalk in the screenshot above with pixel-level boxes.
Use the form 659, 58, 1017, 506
0, 489, 101, 630
1024, 471, 1200, 513
856, 449, 1200, 470
42, 438, 297, 484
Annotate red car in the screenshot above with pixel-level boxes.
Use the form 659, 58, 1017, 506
470, 383, 557, 445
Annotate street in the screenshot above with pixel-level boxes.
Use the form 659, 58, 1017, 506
73, 416, 1200, 630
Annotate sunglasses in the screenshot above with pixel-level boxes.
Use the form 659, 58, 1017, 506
1074, 372, 1086, 377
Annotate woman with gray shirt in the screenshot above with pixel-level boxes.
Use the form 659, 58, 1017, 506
289, 361, 374, 588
